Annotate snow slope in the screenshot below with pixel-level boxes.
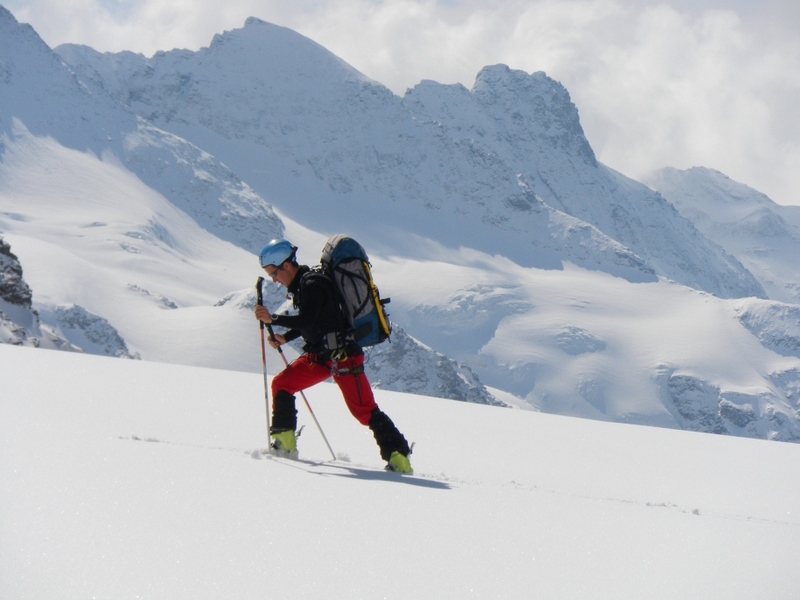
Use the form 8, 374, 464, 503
646, 167, 800, 305
2, 343, 799, 599
3, 129, 799, 439
0, 124, 493, 402
56, 17, 765, 299
0, 126, 265, 371
0, 6, 284, 256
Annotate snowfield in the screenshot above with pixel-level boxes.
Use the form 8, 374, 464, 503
2, 343, 799, 599
4, 124, 800, 441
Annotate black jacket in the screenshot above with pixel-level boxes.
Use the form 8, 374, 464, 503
270, 265, 352, 355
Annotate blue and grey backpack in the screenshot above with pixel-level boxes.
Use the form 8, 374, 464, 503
320, 235, 391, 348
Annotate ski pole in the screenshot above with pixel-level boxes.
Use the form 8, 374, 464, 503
255, 277, 271, 444
266, 321, 337, 461
257, 279, 337, 461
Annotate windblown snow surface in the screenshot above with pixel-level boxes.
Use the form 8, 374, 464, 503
2, 343, 799, 599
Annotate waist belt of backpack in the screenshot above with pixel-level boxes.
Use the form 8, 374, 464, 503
322, 331, 355, 352
321, 331, 364, 375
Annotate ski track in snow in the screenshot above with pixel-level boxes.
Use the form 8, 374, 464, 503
5, 343, 799, 599
117, 434, 796, 527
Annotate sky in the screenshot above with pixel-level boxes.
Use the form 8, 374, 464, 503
5, 0, 800, 206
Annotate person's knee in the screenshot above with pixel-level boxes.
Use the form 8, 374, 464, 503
271, 370, 291, 397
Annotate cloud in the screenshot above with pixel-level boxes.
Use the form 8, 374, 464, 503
562, 5, 800, 204
5, 0, 800, 206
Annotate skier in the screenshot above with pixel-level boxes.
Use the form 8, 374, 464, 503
255, 238, 413, 474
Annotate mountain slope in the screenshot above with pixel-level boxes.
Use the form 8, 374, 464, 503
0, 123, 494, 402
4, 8, 800, 440
56, 17, 764, 299
0, 7, 284, 254
646, 166, 800, 304
0, 6, 131, 154
0, 7, 494, 405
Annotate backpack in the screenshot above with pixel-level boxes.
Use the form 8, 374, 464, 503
320, 234, 392, 347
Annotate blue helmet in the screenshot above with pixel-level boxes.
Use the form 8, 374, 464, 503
259, 239, 297, 268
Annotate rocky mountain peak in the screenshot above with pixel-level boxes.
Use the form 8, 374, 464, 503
471, 65, 597, 166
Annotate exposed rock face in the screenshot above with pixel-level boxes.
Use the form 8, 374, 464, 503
0, 237, 32, 308
0, 237, 74, 350
661, 370, 800, 443
364, 325, 503, 406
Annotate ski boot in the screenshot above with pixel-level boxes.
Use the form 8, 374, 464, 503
270, 429, 298, 459
386, 451, 413, 474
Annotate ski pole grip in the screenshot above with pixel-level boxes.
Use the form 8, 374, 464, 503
256, 276, 265, 305
255, 277, 280, 347
255, 277, 265, 330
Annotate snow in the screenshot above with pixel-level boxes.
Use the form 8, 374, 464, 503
0, 125, 267, 368
2, 342, 799, 599
3, 7, 800, 449
3, 86, 800, 438
646, 167, 800, 305
3, 12, 800, 594
55, 20, 766, 298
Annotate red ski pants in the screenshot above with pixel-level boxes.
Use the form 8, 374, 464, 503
271, 352, 378, 425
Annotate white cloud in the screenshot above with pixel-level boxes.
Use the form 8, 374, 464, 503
5, 0, 800, 205
563, 5, 800, 204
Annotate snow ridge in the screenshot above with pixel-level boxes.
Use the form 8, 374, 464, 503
647, 166, 800, 304
56, 27, 763, 298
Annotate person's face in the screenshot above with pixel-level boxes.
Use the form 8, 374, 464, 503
264, 262, 291, 288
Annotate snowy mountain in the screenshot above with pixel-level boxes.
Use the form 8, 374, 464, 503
0, 6, 491, 404
38, 304, 140, 359
56, 18, 764, 300
0, 7, 284, 253
646, 167, 800, 305
2, 6, 800, 442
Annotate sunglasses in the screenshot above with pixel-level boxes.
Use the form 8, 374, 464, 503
265, 264, 283, 280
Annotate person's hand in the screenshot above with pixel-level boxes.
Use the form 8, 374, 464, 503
268, 333, 286, 349
254, 305, 272, 324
